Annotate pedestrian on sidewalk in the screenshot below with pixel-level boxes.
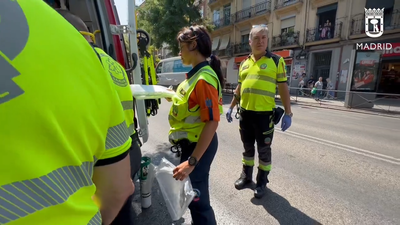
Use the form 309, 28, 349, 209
168, 25, 224, 225
314, 77, 324, 101
325, 78, 335, 99
298, 77, 305, 96
225, 24, 293, 198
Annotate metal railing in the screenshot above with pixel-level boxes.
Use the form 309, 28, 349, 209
221, 85, 400, 114
274, 0, 302, 10
287, 87, 400, 114
350, 9, 400, 36
271, 31, 300, 48
306, 20, 343, 43
233, 1, 271, 23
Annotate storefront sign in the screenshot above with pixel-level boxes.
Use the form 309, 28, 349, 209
382, 43, 400, 57
350, 51, 381, 92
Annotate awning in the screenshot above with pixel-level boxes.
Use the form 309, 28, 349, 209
235, 55, 249, 63
273, 50, 293, 58
212, 37, 220, 51
219, 34, 230, 50
366, 0, 393, 9
317, 3, 337, 14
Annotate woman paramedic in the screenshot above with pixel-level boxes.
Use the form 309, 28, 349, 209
167, 25, 224, 225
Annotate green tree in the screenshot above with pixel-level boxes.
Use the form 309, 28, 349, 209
137, 0, 213, 55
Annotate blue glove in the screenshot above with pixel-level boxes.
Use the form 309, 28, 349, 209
226, 108, 233, 123
281, 114, 292, 131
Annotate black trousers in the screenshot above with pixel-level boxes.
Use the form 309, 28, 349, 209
179, 133, 218, 225
110, 134, 142, 225
239, 110, 274, 171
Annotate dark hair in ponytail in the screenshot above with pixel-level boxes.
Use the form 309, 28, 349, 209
177, 25, 225, 87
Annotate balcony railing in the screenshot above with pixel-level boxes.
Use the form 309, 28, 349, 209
350, 9, 400, 36
233, 1, 271, 23
272, 31, 300, 48
213, 17, 232, 29
233, 42, 251, 54
274, 0, 302, 10
306, 20, 342, 43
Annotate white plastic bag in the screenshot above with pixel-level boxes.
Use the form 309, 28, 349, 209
155, 158, 196, 221
130, 84, 177, 100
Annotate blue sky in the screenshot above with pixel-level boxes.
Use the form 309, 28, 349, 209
114, 0, 144, 25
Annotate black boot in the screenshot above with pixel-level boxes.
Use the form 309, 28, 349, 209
254, 168, 269, 199
234, 165, 253, 190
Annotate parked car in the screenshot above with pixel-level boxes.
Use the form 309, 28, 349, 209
156, 56, 192, 88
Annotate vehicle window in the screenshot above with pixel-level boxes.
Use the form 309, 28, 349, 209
156, 62, 163, 73
164, 61, 174, 73
173, 60, 192, 73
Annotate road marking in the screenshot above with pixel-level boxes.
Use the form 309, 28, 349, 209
278, 129, 400, 165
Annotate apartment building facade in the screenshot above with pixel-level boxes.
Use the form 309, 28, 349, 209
208, 0, 400, 97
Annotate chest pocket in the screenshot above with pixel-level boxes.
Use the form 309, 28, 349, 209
171, 81, 196, 122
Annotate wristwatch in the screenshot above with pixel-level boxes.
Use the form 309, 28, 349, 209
188, 156, 198, 166
286, 112, 293, 117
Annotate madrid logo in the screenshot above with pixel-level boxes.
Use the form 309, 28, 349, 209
365, 8, 384, 38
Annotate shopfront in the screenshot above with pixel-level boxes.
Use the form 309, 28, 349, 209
377, 42, 400, 94
233, 50, 293, 79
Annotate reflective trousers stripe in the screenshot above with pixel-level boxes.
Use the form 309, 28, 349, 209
242, 157, 254, 166
87, 211, 102, 225
259, 160, 272, 171
106, 121, 130, 150
242, 157, 271, 171
0, 157, 97, 224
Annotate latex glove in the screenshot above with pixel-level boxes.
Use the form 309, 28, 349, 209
281, 114, 292, 132
226, 108, 233, 123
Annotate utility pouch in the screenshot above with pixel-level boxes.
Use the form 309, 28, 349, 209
273, 107, 284, 125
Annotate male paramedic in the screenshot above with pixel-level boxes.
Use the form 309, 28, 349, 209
226, 24, 293, 199
0, 1, 133, 224
55, 9, 142, 225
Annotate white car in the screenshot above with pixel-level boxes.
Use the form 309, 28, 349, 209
156, 57, 192, 89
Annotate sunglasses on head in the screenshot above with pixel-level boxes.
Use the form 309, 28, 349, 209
252, 24, 268, 28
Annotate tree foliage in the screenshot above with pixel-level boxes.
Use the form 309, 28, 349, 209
137, 0, 213, 55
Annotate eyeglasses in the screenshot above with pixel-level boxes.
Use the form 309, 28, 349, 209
252, 24, 268, 28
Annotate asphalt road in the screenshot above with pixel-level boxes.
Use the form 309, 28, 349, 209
131, 95, 400, 225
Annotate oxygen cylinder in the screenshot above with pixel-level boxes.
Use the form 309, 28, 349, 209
139, 156, 152, 208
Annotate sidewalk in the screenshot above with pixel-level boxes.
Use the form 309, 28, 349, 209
276, 95, 400, 118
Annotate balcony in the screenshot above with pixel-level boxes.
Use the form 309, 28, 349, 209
350, 9, 400, 39
208, 0, 233, 10
233, 1, 271, 26
274, 0, 303, 18
271, 31, 300, 49
310, 0, 339, 9
305, 19, 343, 46
233, 42, 251, 55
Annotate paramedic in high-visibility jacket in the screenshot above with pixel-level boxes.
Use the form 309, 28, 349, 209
55, 9, 142, 225
226, 24, 293, 199
168, 25, 224, 225
0, 1, 134, 225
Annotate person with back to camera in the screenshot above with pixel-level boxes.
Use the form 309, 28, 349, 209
167, 25, 224, 225
0, 1, 134, 224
